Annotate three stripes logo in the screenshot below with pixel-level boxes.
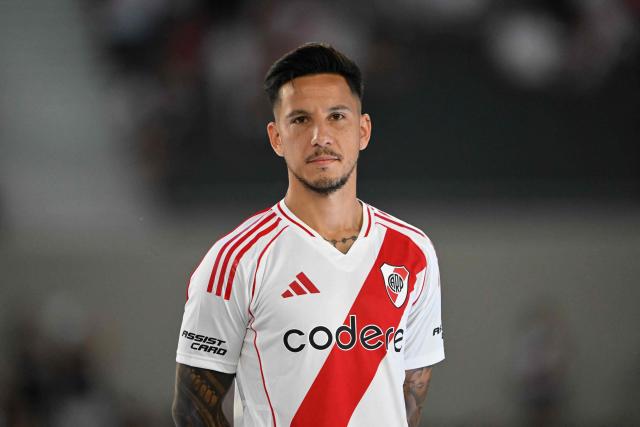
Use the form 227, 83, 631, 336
282, 272, 320, 298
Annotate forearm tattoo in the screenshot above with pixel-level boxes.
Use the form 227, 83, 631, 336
403, 366, 433, 427
172, 363, 235, 427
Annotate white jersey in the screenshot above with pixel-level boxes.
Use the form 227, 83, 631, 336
176, 200, 445, 427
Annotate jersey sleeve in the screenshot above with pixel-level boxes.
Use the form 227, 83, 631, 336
175, 241, 250, 374
404, 242, 445, 370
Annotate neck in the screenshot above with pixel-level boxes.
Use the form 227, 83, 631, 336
284, 173, 362, 240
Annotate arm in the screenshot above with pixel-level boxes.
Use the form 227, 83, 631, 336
403, 366, 433, 427
172, 363, 235, 427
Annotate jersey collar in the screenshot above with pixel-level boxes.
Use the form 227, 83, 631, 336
275, 199, 373, 240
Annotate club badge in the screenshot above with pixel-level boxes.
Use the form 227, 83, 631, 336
380, 263, 409, 308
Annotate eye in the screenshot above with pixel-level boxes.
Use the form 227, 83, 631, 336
329, 112, 345, 121
291, 116, 308, 125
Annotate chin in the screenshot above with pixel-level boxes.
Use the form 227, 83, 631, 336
290, 160, 355, 195
310, 177, 339, 188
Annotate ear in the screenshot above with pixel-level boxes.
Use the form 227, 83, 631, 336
359, 113, 371, 151
267, 121, 284, 157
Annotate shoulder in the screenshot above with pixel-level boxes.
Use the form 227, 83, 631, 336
188, 206, 289, 299
367, 203, 437, 258
210, 206, 285, 254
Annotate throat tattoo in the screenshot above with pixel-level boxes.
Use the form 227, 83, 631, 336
324, 235, 358, 248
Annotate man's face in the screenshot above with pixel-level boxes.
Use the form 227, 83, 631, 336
267, 73, 371, 195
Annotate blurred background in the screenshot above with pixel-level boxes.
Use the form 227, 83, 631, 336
1, 0, 639, 426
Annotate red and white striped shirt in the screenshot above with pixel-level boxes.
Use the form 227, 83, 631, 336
176, 199, 444, 426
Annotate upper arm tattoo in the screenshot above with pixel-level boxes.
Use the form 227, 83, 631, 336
403, 366, 433, 427
172, 363, 235, 427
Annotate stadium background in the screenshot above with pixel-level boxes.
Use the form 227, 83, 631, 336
0, 0, 639, 425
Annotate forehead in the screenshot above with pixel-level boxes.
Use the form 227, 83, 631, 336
275, 73, 359, 112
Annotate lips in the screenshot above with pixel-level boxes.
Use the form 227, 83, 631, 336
308, 156, 339, 163
306, 150, 341, 163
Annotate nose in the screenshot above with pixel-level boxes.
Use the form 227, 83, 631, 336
310, 121, 333, 146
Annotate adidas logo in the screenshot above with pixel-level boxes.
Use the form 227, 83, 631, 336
282, 272, 320, 298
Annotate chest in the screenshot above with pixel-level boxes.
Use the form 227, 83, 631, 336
249, 230, 424, 339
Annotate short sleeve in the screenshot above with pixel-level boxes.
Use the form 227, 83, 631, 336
403, 243, 445, 370
176, 242, 250, 374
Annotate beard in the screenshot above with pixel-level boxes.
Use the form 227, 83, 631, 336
289, 158, 357, 196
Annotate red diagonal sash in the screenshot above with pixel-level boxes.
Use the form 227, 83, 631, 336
291, 228, 426, 426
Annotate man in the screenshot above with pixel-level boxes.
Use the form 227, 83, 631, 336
172, 43, 444, 427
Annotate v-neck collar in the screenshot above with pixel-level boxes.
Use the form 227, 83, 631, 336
274, 198, 373, 255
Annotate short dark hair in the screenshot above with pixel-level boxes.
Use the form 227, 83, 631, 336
264, 42, 364, 107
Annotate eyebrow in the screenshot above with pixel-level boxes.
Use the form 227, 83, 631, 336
285, 109, 309, 119
328, 105, 352, 113
284, 105, 353, 119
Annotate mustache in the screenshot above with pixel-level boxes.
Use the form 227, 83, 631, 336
305, 148, 342, 163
